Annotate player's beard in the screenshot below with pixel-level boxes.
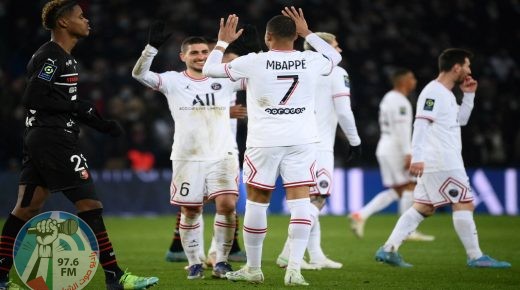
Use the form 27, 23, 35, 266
454, 72, 466, 86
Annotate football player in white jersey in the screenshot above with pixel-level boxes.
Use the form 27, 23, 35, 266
349, 69, 434, 242
375, 48, 511, 268
132, 23, 246, 279
276, 32, 360, 270
203, 8, 342, 286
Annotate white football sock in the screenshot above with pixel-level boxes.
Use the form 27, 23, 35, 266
307, 203, 326, 263
287, 198, 311, 270
198, 214, 205, 259
399, 190, 414, 215
180, 213, 202, 266
214, 213, 236, 263
243, 200, 269, 269
452, 210, 483, 260
359, 188, 399, 219
383, 207, 424, 252
279, 238, 290, 259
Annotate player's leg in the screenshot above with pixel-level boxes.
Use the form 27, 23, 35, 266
401, 183, 435, 242
350, 155, 400, 238
165, 210, 188, 262
169, 160, 207, 279
0, 184, 50, 289
206, 155, 240, 277
225, 147, 277, 283
446, 171, 510, 268
280, 144, 316, 286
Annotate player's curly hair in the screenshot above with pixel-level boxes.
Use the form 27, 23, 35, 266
41, 0, 78, 30
303, 32, 336, 51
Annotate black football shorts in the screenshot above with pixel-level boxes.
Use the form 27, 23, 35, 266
20, 127, 94, 193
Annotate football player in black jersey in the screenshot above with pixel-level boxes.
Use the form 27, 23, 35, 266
0, 1, 158, 289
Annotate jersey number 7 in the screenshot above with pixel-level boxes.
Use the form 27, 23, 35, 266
277, 75, 299, 105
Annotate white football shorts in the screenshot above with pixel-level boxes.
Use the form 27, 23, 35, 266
376, 154, 413, 187
414, 169, 473, 207
243, 143, 317, 190
310, 150, 334, 196
170, 155, 239, 207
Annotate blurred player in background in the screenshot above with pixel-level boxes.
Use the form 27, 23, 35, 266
375, 48, 511, 268
349, 69, 435, 242
203, 7, 342, 286
132, 22, 245, 279
0, 1, 158, 289
276, 32, 360, 270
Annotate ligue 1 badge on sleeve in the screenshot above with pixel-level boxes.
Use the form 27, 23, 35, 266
13, 211, 99, 290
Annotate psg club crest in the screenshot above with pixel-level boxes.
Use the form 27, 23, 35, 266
211, 83, 222, 90
14, 211, 99, 290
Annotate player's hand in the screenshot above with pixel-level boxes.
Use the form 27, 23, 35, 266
346, 144, 362, 162
281, 6, 311, 38
217, 14, 243, 46
148, 20, 172, 49
230, 104, 247, 119
460, 75, 478, 93
409, 162, 425, 177
73, 100, 97, 119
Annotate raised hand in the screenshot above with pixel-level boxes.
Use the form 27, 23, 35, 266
460, 75, 478, 93
148, 20, 173, 49
217, 14, 244, 45
281, 6, 311, 38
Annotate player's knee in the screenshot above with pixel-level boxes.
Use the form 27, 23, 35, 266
215, 198, 236, 215
12, 206, 41, 221
74, 199, 103, 211
181, 206, 202, 218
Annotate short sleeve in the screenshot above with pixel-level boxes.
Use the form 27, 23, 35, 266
29, 51, 63, 86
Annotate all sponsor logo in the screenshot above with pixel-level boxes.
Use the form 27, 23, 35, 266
264, 107, 306, 115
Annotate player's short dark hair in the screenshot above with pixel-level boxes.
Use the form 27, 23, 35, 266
266, 15, 296, 39
181, 36, 208, 53
438, 48, 473, 72
42, 0, 78, 30
391, 68, 412, 86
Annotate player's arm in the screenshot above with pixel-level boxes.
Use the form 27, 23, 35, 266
458, 75, 477, 126
282, 7, 341, 67
203, 14, 244, 78
132, 21, 171, 90
22, 54, 75, 113
332, 70, 360, 146
393, 102, 413, 157
410, 94, 437, 177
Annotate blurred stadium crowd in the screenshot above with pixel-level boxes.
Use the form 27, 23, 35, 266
1, 0, 519, 171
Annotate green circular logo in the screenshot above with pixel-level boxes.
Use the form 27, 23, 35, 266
426, 99, 434, 106
14, 211, 99, 290
44, 65, 54, 74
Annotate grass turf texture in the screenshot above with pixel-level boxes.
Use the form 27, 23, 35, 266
2, 214, 519, 289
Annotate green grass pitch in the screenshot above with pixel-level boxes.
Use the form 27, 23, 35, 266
2, 214, 519, 289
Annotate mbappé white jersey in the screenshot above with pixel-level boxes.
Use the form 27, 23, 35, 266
223, 49, 333, 147
132, 45, 244, 161
376, 90, 413, 157
413, 80, 464, 172
314, 66, 360, 151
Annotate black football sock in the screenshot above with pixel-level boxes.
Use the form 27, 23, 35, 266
0, 214, 26, 282
78, 209, 123, 281
168, 210, 184, 252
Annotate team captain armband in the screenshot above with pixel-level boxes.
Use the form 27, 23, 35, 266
38, 61, 58, 81
423, 98, 435, 111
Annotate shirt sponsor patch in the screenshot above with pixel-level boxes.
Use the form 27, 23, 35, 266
37, 62, 57, 81
423, 98, 435, 111
400, 106, 406, 115
344, 75, 350, 88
